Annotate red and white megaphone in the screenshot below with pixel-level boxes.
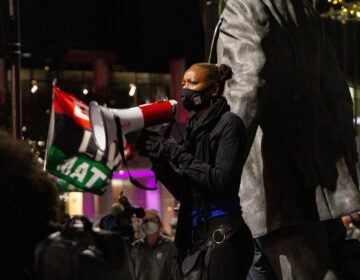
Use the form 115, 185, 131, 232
89, 100, 177, 152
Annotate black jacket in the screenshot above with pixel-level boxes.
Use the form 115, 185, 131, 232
152, 97, 247, 255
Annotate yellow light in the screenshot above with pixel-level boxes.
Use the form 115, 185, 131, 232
31, 85, 38, 93
357, 11, 360, 17
129, 83, 136, 97
68, 192, 83, 216
30, 80, 38, 94
350, 10, 355, 14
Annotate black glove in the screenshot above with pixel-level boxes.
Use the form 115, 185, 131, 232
137, 128, 179, 160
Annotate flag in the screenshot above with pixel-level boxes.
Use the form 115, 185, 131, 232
45, 87, 125, 195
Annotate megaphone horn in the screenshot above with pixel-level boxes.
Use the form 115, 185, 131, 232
89, 100, 177, 152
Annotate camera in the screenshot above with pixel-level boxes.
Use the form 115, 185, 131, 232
118, 192, 145, 219
97, 191, 144, 242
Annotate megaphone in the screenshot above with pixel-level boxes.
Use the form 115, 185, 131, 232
89, 100, 177, 152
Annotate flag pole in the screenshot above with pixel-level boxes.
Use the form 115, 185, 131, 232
43, 80, 57, 171
8, 0, 22, 139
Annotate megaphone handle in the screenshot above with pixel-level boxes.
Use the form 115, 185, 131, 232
114, 116, 158, 191
163, 118, 185, 144
163, 118, 175, 139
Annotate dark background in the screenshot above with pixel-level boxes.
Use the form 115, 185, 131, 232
1, 0, 205, 73
0, 0, 359, 78
0, 0, 359, 142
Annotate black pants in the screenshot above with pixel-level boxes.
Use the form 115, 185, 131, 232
191, 216, 254, 280
247, 240, 278, 280
208, 225, 254, 279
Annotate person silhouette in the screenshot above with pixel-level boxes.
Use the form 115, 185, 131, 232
0, 129, 60, 279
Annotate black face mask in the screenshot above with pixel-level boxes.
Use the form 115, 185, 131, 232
180, 86, 213, 112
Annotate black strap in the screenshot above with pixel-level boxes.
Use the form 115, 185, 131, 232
208, 17, 223, 64
114, 116, 158, 190
163, 117, 176, 139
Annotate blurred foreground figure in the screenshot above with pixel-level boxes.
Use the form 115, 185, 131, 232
217, 0, 360, 279
0, 129, 59, 279
36, 215, 135, 280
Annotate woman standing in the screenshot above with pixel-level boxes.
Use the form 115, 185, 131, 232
137, 63, 254, 279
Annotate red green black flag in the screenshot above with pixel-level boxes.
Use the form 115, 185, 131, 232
45, 87, 121, 195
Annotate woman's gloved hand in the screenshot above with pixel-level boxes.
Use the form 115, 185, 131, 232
137, 128, 180, 160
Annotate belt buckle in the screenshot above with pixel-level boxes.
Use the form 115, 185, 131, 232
212, 228, 226, 244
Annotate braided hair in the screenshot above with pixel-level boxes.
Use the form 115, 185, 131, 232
192, 62, 232, 94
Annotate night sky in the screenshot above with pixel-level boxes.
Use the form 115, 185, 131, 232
0, 1, 359, 140
1, 0, 205, 73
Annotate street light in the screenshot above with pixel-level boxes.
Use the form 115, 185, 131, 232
129, 83, 136, 97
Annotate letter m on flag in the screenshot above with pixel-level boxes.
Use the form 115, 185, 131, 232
45, 87, 123, 195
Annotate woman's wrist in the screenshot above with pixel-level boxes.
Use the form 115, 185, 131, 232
349, 214, 355, 224
348, 213, 360, 226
